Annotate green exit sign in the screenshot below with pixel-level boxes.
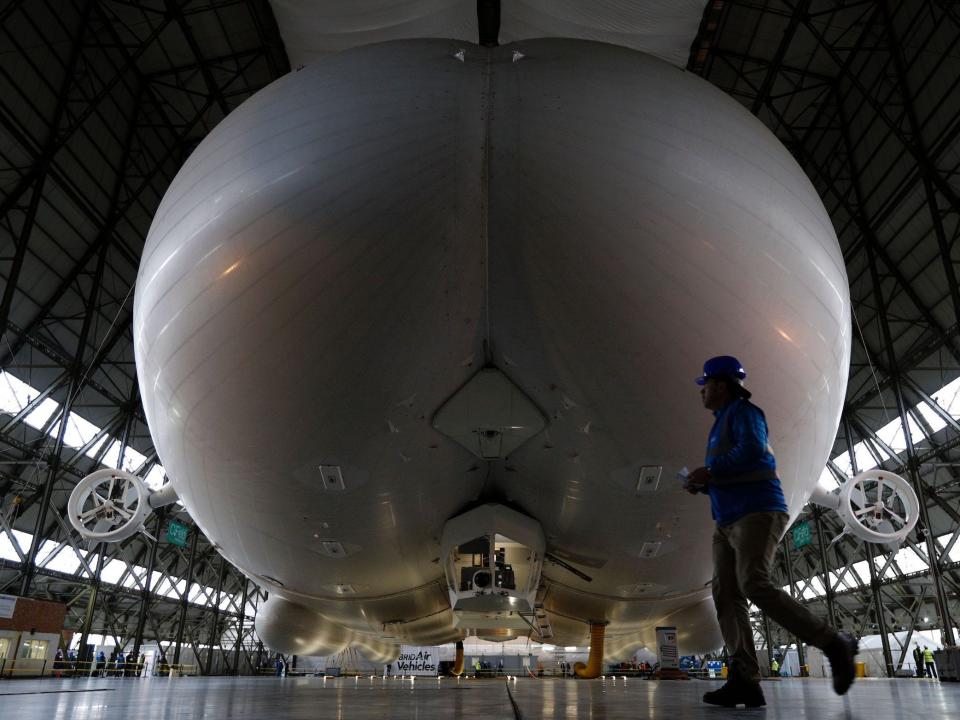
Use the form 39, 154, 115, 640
166, 520, 189, 548
792, 521, 812, 549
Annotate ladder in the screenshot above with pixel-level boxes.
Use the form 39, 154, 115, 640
532, 604, 553, 640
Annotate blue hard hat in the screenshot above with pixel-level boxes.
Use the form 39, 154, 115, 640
695, 355, 747, 385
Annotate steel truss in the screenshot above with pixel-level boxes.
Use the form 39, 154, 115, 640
691, 0, 960, 674
0, 0, 287, 674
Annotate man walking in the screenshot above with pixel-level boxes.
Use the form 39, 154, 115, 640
685, 356, 858, 708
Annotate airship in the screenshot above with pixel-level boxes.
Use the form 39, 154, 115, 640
67, 35, 920, 673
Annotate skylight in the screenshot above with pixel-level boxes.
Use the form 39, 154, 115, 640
818, 466, 838, 491
0, 371, 40, 415
936, 533, 960, 564
43, 545, 83, 575
49, 411, 101, 452
820, 374, 960, 488
874, 413, 926, 454
0, 370, 166, 489
0, 528, 28, 561
932, 376, 960, 417
914, 401, 948, 435
100, 559, 129, 585
145, 465, 166, 490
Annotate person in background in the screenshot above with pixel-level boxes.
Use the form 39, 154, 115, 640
96, 650, 106, 677
923, 646, 938, 679
913, 646, 924, 678
686, 356, 858, 709
770, 657, 780, 677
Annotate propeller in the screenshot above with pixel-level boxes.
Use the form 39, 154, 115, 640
67, 468, 151, 542
810, 469, 919, 545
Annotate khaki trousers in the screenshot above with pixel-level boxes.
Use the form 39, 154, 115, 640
712, 511, 836, 682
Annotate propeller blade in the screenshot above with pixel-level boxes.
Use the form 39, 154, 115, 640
828, 527, 851, 548
875, 520, 901, 552
848, 485, 869, 510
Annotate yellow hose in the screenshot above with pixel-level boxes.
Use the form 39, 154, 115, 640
574, 622, 606, 679
451, 641, 465, 676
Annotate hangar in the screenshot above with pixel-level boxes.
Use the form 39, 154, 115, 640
2, 1, 960, 717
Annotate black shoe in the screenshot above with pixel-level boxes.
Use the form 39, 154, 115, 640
702, 680, 766, 708
824, 632, 858, 695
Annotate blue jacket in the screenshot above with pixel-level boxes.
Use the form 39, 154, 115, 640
705, 398, 787, 526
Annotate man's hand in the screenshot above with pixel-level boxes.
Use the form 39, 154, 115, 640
684, 466, 711, 494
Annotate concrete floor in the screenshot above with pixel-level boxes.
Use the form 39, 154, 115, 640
0, 675, 956, 719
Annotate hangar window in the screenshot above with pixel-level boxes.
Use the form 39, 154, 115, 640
18, 639, 48, 660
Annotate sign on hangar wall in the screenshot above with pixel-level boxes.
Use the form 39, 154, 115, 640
393, 646, 440, 675
792, 521, 812, 549
166, 520, 189, 548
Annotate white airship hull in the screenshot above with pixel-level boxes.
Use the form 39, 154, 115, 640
134, 39, 850, 656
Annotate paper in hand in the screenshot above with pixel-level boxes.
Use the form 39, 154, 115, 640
677, 466, 699, 493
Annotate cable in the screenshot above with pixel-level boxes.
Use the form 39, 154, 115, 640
504, 676, 525, 720
852, 305, 890, 425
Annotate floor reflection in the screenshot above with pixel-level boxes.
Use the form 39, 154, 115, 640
1, 675, 957, 719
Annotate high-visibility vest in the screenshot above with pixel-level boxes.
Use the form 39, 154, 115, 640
924, 649, 934, 663
771, 660, 779, 671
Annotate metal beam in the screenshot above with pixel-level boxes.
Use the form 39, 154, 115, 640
750, 0, 811, 115
17, 241, 110, 597
205, 554, 227, 676
76, 544, 107, 668
172, 525, 199, 666
862, 206, 957, 647
800, 5, 960, 217
812, 508, 839, 628
780, 535, 807, 670
232, 579, 250, 675
132, 510, 164, 659
833, 71, 957, 643
163, 0, 231, 117
881, 0, 960, 344
0, 0, 92, 340
842, 416, 894, 676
